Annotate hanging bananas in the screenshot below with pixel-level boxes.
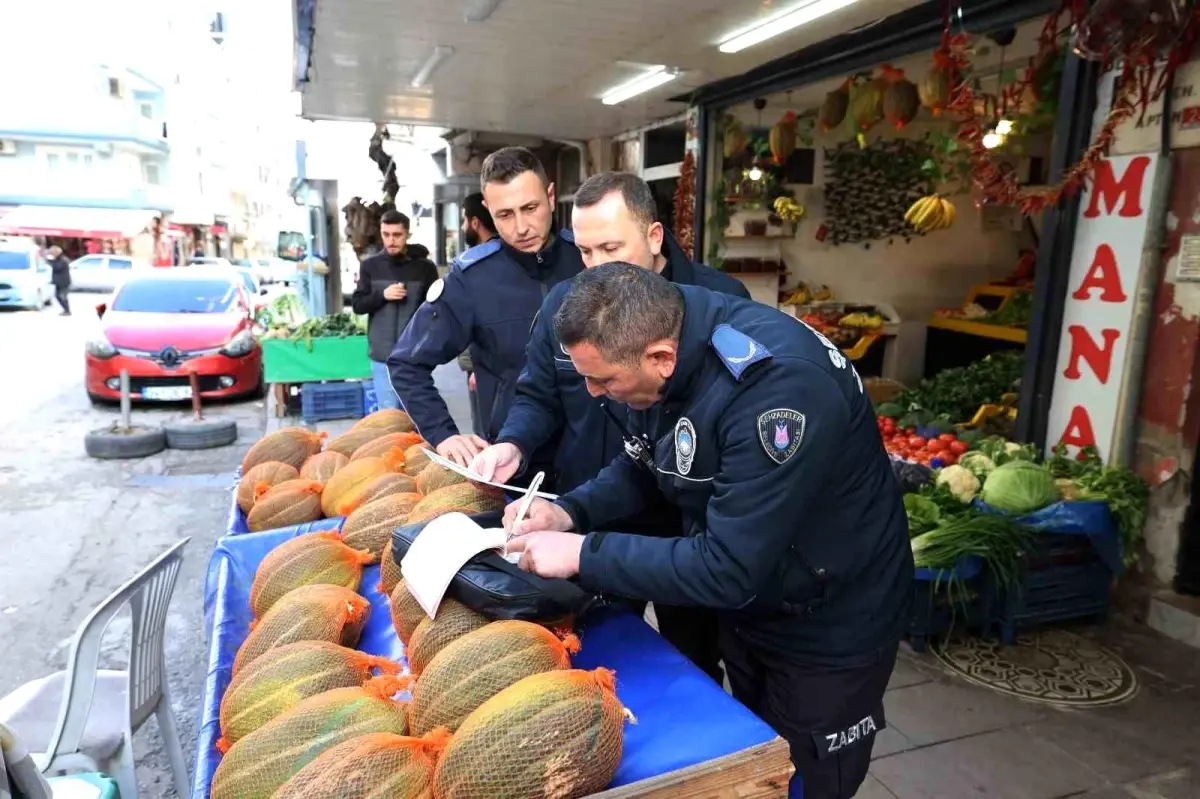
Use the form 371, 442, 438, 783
904, 195, 956, 234
773, 196, 806, 223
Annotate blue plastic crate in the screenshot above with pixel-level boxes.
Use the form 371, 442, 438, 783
907, 556, 993, 652
362, 381, 380, 415
300, 381, 365, 423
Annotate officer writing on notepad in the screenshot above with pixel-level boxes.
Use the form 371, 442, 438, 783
502, 263, 913, 799
387, 146, 583, 474
470, 171, 749, 682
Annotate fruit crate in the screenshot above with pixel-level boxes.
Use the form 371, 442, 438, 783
300, 381, 365, 424
362, 381, 380, 415
987, 531, 1114, 644
907, 556, 993, 653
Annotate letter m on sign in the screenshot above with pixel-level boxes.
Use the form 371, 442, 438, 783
1084, 156, 1151, 219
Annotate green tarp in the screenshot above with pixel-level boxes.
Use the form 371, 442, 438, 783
262, 336, 372, 383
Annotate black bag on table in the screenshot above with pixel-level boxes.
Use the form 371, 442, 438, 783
389, 511, 604, 622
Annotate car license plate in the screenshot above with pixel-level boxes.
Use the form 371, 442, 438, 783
143, 385, 193, 401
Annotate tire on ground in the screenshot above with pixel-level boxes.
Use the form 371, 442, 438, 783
84, 425, 167, 459
164, 417, 239, 450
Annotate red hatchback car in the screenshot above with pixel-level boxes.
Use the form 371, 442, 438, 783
85, 269, 265, 403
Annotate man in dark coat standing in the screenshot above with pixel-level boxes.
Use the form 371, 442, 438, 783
47, 246, 71, 316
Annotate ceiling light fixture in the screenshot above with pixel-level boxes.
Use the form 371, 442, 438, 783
463, 0, 503, 23
410, 45, 455, 89
719, 0, 862, 54
601, 66, 680, 106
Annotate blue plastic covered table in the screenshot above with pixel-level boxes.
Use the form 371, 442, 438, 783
194, 525, 794, 798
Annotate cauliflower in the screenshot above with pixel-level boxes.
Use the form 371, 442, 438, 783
1004, 442, 1023, 454
958, 451, 996, 479
936, 464, 980, 503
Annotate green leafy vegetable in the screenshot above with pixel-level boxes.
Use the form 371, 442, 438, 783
904, 494, 941, 535
1046, 445, 1149, 566
894, 351, 1025, 423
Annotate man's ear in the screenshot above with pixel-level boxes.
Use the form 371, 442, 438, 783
647, 221, 665, 258
644, 339, 678, 379
546, 182, 557, 209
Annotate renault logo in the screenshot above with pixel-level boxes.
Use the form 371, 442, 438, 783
158, 347, 181, 367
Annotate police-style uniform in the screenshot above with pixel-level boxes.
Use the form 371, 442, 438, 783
552, 285, 913, 799
496, 231, 749, 680
387, 231, 583, 473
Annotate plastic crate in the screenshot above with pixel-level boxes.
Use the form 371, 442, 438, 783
907, 557, 993, 653
989, 532, 1114, 644
300, 381, 365, 423
362, 381, 380, 415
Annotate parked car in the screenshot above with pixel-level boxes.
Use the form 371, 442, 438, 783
231, 257, 271, 286
68, 254, 152, 293
0, 237, 53, 310
189, 256, 236, 269
85, 269, 264, 404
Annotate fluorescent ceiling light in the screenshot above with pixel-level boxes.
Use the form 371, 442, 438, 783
464, 0, 503, 23
410, 45, 455, 88
719, 0, 861, 53
601, 66, 679, 106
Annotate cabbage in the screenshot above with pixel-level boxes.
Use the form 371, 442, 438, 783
980, 461, 1058, 514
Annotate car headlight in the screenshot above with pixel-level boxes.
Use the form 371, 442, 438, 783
85, 334, 117, 359
220, 329, 257, 357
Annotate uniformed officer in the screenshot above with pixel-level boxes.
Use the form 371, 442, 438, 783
387, 146, 583, 470
470, 171, 749, 681
504, 263, 913, 799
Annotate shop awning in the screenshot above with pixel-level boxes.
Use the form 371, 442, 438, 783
0, 206, 157, 239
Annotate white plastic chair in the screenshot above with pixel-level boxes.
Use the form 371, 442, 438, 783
0, 538, 191, 799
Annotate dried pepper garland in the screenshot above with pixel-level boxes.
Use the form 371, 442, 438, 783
672, 151, 697, 261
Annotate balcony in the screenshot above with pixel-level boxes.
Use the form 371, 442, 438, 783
0, 96, 169, 155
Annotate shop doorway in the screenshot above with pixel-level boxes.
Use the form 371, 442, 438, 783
1176, 448, 1200, 595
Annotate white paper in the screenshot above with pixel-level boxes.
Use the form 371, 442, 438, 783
400, 512, 510, 619
421, 447, 559, 500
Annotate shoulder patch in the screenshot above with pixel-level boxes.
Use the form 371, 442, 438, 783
559, 228, 575, 243
454, 238, 502, 271
711, 324, 772, 380
426, 278, 445, 303
757, 408, 805, 465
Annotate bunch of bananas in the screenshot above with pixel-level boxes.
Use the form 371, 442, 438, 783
905, 195, 956, 233
773, 196, 806, 223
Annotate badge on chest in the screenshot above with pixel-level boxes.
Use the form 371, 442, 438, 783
674, 417, 697, 475
758, 408, 805, 465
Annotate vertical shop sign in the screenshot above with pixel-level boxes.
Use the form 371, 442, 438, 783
1045, 153, 1160, 460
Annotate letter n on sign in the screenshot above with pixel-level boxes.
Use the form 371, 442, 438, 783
1045, 153, 1159, 462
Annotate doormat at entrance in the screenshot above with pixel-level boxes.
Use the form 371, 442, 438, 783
931, 629, 1138, 708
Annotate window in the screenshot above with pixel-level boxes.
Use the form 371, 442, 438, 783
41, 147, 93, 174
71, 256, 104, 269
144, 163, 161, 185
0, 252, 32, 270
112, 278, 237, 313
46, 153, 60, 171
140, 102, 154, 119
108, 258, 133, 270
108, 77, 123, 98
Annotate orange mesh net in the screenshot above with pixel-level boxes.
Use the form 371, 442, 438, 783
246, 480, 325, 533
233, 584, 370, 676
433, 668, 628, 799
210, 679, 410, 799
320, 453, 405, 517
299, 451, 349, 483
343, 493, 423, 562
378, 539, 402, 596
389, 579, 428, 645
414, 462, 468, 494
217, 641, 403, 751
249, 532, 374, 618
242, 428, 325, 473
335, 471, 419, 517
409, 620, 579, 736
405, 599, 490, 676
352, 408, 417, 434
271, 728, 450, 799
404, 483, 506, 527
237, 462, 299, 515
350, 431, 426, 462
403, 445, 432, 476
325, 426, 391, 457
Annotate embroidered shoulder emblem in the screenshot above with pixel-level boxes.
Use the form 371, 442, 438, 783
559, 228, 575, 243
757, 408, 805, 465
675, 417, 696, 475
454, 238, 501, 271
711, 324, 771, 380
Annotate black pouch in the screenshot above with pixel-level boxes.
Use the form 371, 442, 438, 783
389, 511, 604, 622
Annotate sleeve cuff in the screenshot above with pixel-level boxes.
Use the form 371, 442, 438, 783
577, 532, 608, 592
554, 496, 591, 533
493, 437, 530, 477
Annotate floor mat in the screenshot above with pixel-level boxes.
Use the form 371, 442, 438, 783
932, 629, 1138, 707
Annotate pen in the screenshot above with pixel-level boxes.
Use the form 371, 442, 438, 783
508, 470, 545, 543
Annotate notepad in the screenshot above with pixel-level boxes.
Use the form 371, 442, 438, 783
421, 448, 560, 500
399, 512, 509, 619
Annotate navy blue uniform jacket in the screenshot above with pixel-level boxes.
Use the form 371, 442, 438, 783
557, 286, 913, 664
498, 231, 750, 501
387, 232, 583, 448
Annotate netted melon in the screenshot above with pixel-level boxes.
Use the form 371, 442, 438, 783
232, 584, 370, 675
379, 539, 402, 596
271, 730, 450, 799
300, 450, 349, 483
325, 426, 391, 458
390, 579, 426, 645
246, 480, 324, 533
242, 428, 324, 473
403, 444, 431, 476
432, 668, 629, 799
217, 642, 402, 750
409, 620, 579, 735
249, 532, 373, 618
339, 472, 419, 517
320, 451, 406, 517
404, 483, 505, 527
406, 599, 490, 676
414, 462, 467, 495
237, 461, 299, 515
342, 493, 424, 561
351, 432, 425, 462
210, 681, 410, 799
352, 408, 417, 434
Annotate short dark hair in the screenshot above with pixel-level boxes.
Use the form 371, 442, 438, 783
480, 146, 548, 189
462, 192, 496, 235
574, 172, 657, 228
380, 209, 410, 229
554, 262, 684, 366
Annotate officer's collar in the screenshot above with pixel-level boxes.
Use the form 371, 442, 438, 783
660, 229, 696, 285
501, 230, 560, 272
660, 287, 714, 406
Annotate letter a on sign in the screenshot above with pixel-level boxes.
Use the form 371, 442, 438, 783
1058, 405, 1098, 451
1071, 244, 1129, 303
1063, 325, 1121, 384
1084, 155, 1151, 219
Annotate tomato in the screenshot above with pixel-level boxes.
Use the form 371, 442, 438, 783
941, 453, 958, 466
939, 433, 957, 443
948, 440, 968, 455
903, 427, 916, 436
908, 436, 926, 449
882, 419, 896, 433
926, 440, 947, 453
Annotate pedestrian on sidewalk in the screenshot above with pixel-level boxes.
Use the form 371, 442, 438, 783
46, 246, 71, 316
351, 210, 438, 411
456, 192, 497, 437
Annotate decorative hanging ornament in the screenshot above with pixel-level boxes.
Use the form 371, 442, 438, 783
1072, 0, 1188, 62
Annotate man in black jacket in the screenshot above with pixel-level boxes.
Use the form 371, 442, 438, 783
47, 246, 71, 315
351, 210, 438, 411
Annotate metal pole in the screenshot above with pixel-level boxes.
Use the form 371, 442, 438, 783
119, 369, 131, 430
189, 371, 204, 421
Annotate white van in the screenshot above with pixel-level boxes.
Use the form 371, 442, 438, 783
0, 238, 53, 310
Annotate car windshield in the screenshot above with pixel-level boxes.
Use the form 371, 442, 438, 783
0, 251, 31, 270
232, 259, 253, 267
111, 278, 238, 313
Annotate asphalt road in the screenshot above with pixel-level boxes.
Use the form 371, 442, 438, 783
0, 292, 268, 798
